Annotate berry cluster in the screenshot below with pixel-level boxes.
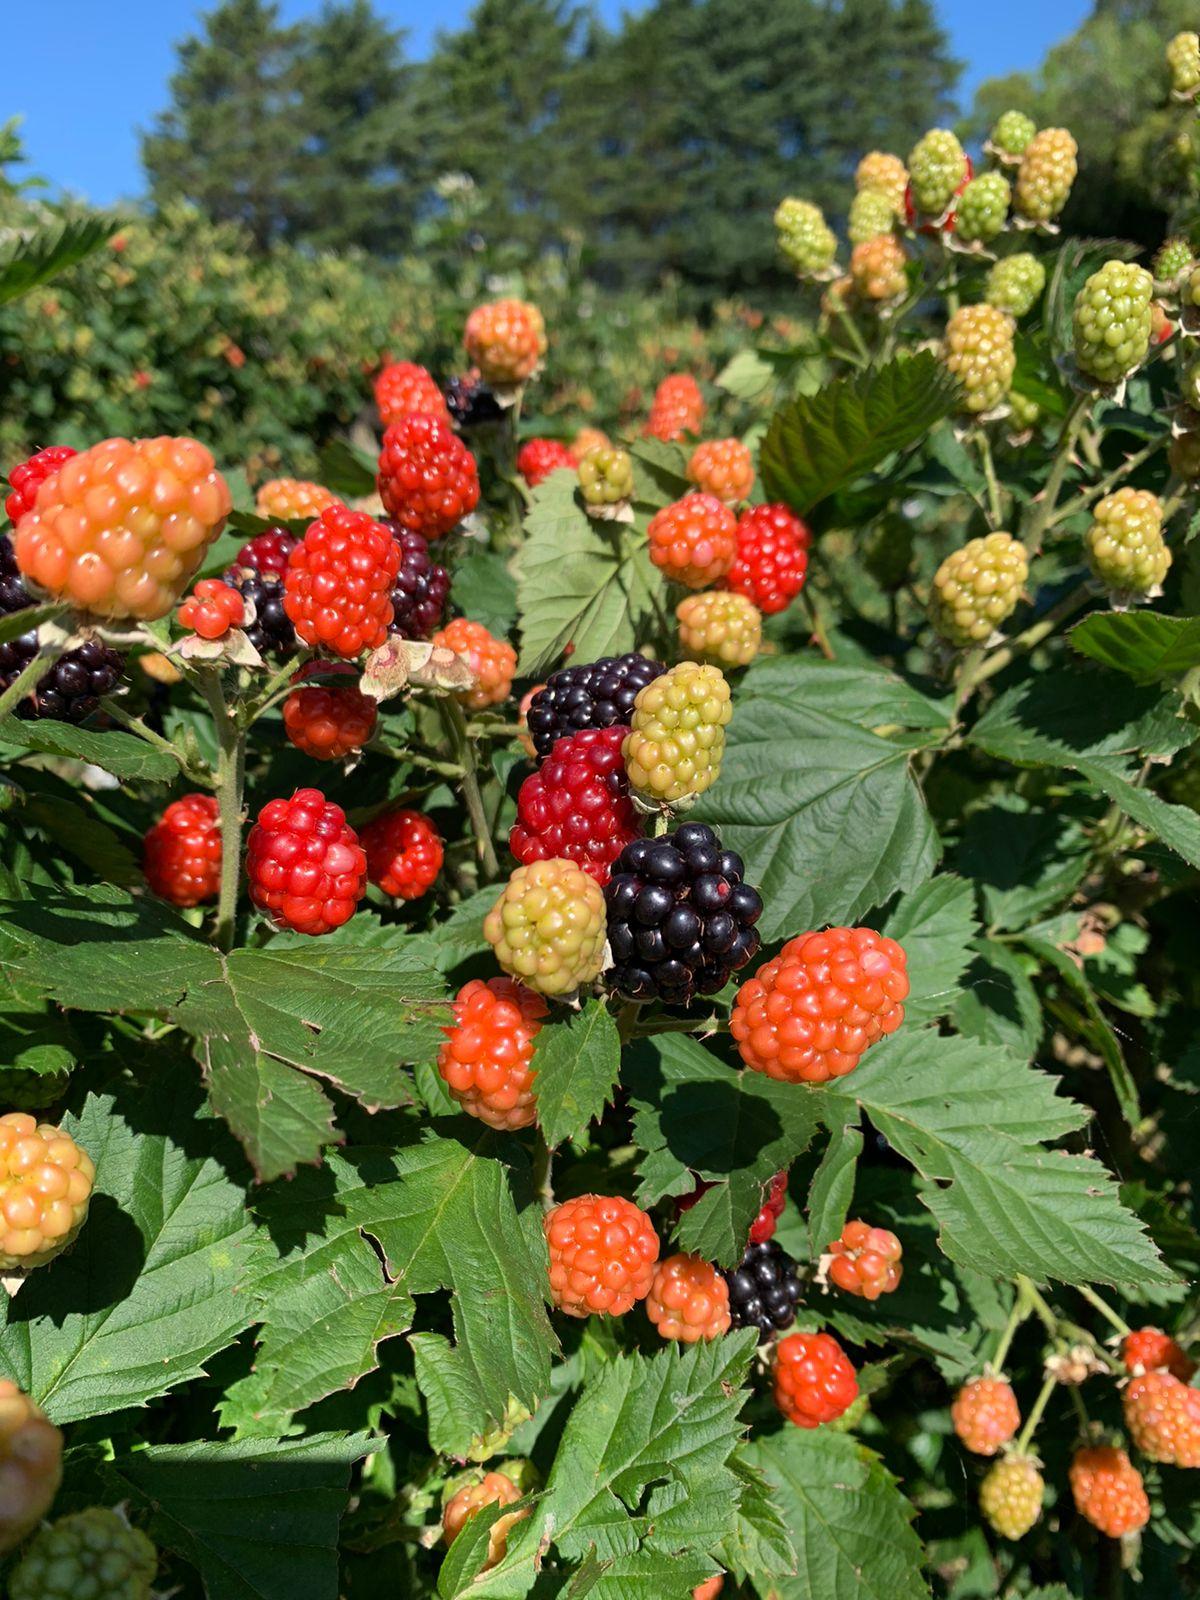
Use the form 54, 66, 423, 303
774, 199, 837, 276
224, 565, 297, 658
855, 150, 908, 216
942, 304, 1016, 414
645, 1252, 731, 1342
463, 299, 546, 387
0, 1380, 63, 1554
985, 253, 1046, 319
437, 976, 546, 1130
517, 437, 576, 488
10, 1508, 156, 1600
4, 444, 77, 524
178, 577, 245, 639
377, 413, 480, 539
774, 1331, 858, 1427
484, 858, 608, 997
510, 725, 639, 884
283, 666, 378, 760
1014, 127, 1077, 223
847, 188, 897, 246
906, 129, 969, 222
0, 1113, 95, 1271
283, 504, 401, 658
723, 503, 809, 614
686, 439, 754, 505
432, 616, 516, 710
1086, 488, 1171, 595
1069, 1444, 1149, 1537
361, 808, 443, 900
722, 1239, 803, 1338
850, 234, 908, 302
955, 172, 1011, 244
677, 590, 762, 668
524, 653, 665, 761
255, 477, 338, 521
951, 1377, 1020, 1456
648, 493, 738, 589
929, 531, 1028, 647
245, 788, 367, 936
385, 523, 451, 639
442, 1472, 527, 1571
989, 109, 1037, 162
578, 445, 635, 513
979, 1457, 1044, 1540
544, 1193, 659, 1316
143, 793, 221, 906
623, 660, 732, 805
374, 360, 449, 427
1073, 260, 1154, 385
826, 1219, 903, 1299
643, 373, 706, 442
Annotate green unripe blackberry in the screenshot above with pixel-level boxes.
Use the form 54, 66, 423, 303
907, 129, 968, 217
989, 110, 1037, 162
11, 1508, 157, 1600
774, 199, 837, 276
0, 1069, 70, 1110
979, 1457, 1044, 1540
942, 303, 1016, 413
578, 446, 634, 513
1073, 260, 1153, 385
1154, 237, 1194, 283
984, 253, 1046, 318
956, 173, 1011, 243
929, 532, 1028, 647
1167, 30, 1200, 97
847, 189, 896, 246
483, 858, 608, 997
623, 660, 732, 806
1014, 128, 1077, 223
1086, 488, 1171, 596
854, 151, 907, 216
1008, 391, 1041, 432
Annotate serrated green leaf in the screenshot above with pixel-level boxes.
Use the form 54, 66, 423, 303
736, 655, 952, 733
452, 546, 518, 639
316, 437, 377, 498
695, 696, 938, 942
715, 348, 780, 402
0, 213, 122, 305
0, 601, 68, 647
969, 667, 1190, 768
532, 998, 621, 1149
1021, 933, 1139, 1124
110, 1432, 376, 1600
1075, 757, 1200, 868
952, 939, 1043, 1058
760, 353, 957, 514
0, 716, 180, 782
627, 436, 691, 505
718, 1451, 797, 1584
955, 799, 1091, 932
1070, 611, 1200, 685
882, 875, 976, 1027
0, 1078, 255, 1424
743, 1428, 927, 1600
804, 1120, 863, 1262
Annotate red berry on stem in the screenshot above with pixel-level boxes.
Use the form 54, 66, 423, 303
517, 437, 576, 488
143, 793, 221, 907
647, 493, 738, 589
245, 788, 367, 936
437, 976, 547, 1130
373, 360, 449, 427
544, 1193, 660, 1317
645, 1253, 731, 1343
1069, 1444, 1149, 1537
510, 726, 639, 884
951, 1377, 1020, 1456
4, 446, 77, 526
283, 504, 400, 659
237, 526, 296, 578
1123, 1327, 1196, 1383
178, 578, 245, 640
282, 666, 378, 761
377, 413, 480, 539
360, 807, 443, 900
774, 1331, 858, 1427
723, 503, 810, 615
1123, 1370, 1200, 1466
827, 1219, 903, 1300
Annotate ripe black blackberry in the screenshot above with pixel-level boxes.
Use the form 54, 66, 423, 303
383, 522, 450, 639
604, 822, 762, 1005
526, 652, 666, 761
722, 1240, 803, 1338
443, 372, 504, 430
0, 535, 122, 721
224, 565, 297, 659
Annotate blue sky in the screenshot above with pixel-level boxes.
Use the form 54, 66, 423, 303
10, 0, 1092, 207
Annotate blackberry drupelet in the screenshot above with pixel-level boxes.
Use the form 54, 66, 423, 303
224, 565, 297, 658
384, 522, 451, 639
443, 371, 504, 429
526, 652, 665, 761
604, 822, 762, 1005
0, 535, 122, 721
722, 1239, 803, 1338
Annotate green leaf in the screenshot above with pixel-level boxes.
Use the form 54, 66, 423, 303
1022, 933, 1139, 1125
452, 546, 518, 639
882, 875, 977, 1027
0, 214, 122, 305
627, 437, 691, 505
532, 998, 622, 1149
0, 601, 68, 647
743, 1428, 927, 1600
952, 939, 1043, 1058
736, 656, 952, 733
1070, 611, 1200, 685
956, 799, 1091, 931
316, 437, 377, 498
439, 1494, 535, 1597
715, 348, 781, 402
0, 1003, 79, 1076
110, 1432, 376, 1600
0, 1078, 255, 1424
804, 1120, 864, 1261
718, 1451, 797, 1585
969, 666, 1189, 768
760, 353, 957, 514
695, 695, 938, 942
1074, 757, 1200, 868
0, 717, 180, 782
516, 471, 666, 676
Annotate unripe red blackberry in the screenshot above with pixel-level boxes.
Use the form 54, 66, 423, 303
693, 1577, 724, 1600
377, 413, 480, 539
951, 1377, 1020, 1456
544, 1193, 659, 1316
1014, 128, 1077, 224
442, 1471, 527, 1570
989, 110, 1037, 162
604, 822, 762, 1005
722, 1238, 802, 1338
774, 1331, 858, 1428
236, 526, 295, 578
283, 505, 401, 658
979, 1456, 1044, 1540
0, 1379, 63, 1554
0, 1113, 95, 1270
774, 199, 837, 276
282, 666, 378, 761
373, 360, 449, 427
437, 976, 547, 1131
955, 172, 1011, 243
1069, 1444, 1149, 1537
1122, 1327, 1196, 1383
826, 1218, 903, 1300
360, 807, 443, 900
929, 532, 1028, 647
578, 445, 635, 513
463, 299, 547, 388
907, 129, 969, 217
847, 189, 897, 246
1167, 30, 1200, 97
510, 725, 639, 885
255, 478, 339, 520
687, 439, 754, 505
732, 927, 908, 1084
942, 304, 1016, 414
143, 792, 221, 906
623, 660, 732, 806
1073, 260, 1154, 385
484, 858, 607, 997
647, 494, 738, 589
1123, 1370, 1200, 1466
645, 1252, 731, 1342
643, 374, 706, 443
431, 617, 516, 710
854, 151, 907, 216
850, 235, 908, 303
245, 788, 367, 936
517, 437, 576, 489
677, 590, 762, 668
748, 1170, 789, 1244
985, 253, 1046, 318
525, 653, 666, 761
1085, 488, 1171, 595
10, 1507, 156, 1600
4, 445, 77, 525
384, 522, 450, 640
723, 503, 809, 614
178, 577, 245, 640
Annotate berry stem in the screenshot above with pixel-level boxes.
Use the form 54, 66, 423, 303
802, 589, 835, 661
1076, 1282, 1132, 1338
975, 429, 1005, 529
1022, 394, 1091, 549
1015, 1276, 1058, 1337
1043, 439, 1162, 531
199, 669, 246, 954
832, 304, 872, 368
1014, 1372, 1057, 1455
0, 640, 65, 720
244, 648, 313, 723
952, 580, 1094, 714
991, 1286, 1031, 1373
532, 1130, 554, 1212
437, 695, 500, 880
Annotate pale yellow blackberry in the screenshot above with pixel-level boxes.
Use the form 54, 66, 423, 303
578, 446, 634, 512
854, 151, 907, 217
929, 532, 1028, 647
989, 110, 1037, 162
908, 129, 968, 217
942, 304, 1016, 413
956, 173, 1011, 243
1014, 128, 1078, 223
850, 235, 908, 302
623, 661, 732, 805
979, 1457, 1044, 1540
677, 591, 762, 668
11, 1508, 156, 1600
1086, 488, 1171, 595
984, 253, 1046, 318
483, 859, 608, 997
848, 189, 896, 246
1072, 260, 1153, 385
1167, 31, 1200, 96
774, 199, 837, 276
1154, 237, 1194, 283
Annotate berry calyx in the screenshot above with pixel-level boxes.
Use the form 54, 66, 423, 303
723, 503, 809, 615
1069, 1444, 1149, 1537
723, 1238, 803, 1338
143, 793, 221, 907
0, 1379, 63, 1554
774, 1331, 858, 1428
686, 439, 754, 506
748, 1170, 789, 1245
484, 858, 608, 997
643, 374, 706, 442
4, 445, 77, 525
463, 299, 547, 388
648, 493, 738, 589
677, 590, 762, 669
1073, 260, 1154, 386
979, 1455, 1044, 1540
929, 531, 1028, 647
432, 616, 517, 710
282, 665, 378, 761
437, 976, 547, 1131
1014, 128, 1077, 224
255, 478, 339, 521
951, 1377, 1020, 1456
942, 304, 1016, 414
510, 725, 639, 885
283, 504, 401, 658
827, 1219, 903, 1300
374, 360, 450, 428
525, 653, 666, 761
0, 1113, 95, 1270
544, 1193, 660, 1317
360, 807, 443, 901
1122, 1370, 1200, 1467
245, 788, 367, 936
178, 577, 245, 640
731, 927, 909, 1084
442, 1471, 527, 1571
645, 1252, 731, 1342
517, 437, 576, 488
623, 660, 732, 806
10, 1507, 157, 1600
1085, 488, 1171, 596
1122, 1327, 1196, 1383
377, 413, 480, 541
